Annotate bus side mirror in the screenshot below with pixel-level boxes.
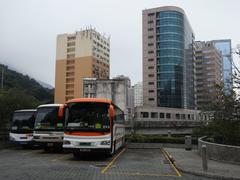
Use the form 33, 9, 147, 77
109, 105, 115, 118
64, 107, 69, 128
58, 104, 65, 118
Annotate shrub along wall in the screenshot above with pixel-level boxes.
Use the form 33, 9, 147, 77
126, 134, 198, 144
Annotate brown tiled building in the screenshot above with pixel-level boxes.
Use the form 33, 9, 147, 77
195, 41, 222, 109
54, 29, 110, 103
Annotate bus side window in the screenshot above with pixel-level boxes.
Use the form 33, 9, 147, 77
114, 107, 124, 124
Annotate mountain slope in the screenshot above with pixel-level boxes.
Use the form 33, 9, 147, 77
0, 64, 54, 128
0, 64, 53, 102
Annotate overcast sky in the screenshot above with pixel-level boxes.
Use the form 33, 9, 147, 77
0, 0, 240, 87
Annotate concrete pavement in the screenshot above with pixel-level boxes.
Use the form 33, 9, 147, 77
165, 148, 240, 180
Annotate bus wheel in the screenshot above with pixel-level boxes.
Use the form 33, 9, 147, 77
122, 137, 125, 147
73, 152, 81, 159
44, 146, 51, 152
110, 140, 116, 156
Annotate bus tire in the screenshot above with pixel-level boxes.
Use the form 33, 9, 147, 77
44, 146, 51, 152
73, 152, 81, 159
110, 140, 116, 156
122, 137, 125, 147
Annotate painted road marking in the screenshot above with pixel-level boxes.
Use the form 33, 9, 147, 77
22, 149, 43, 155
106, 172, 179, 177
101, 148, 126, 174
102, 148, 181, 177
161, 148, 182, 177
51, 154, 72, 162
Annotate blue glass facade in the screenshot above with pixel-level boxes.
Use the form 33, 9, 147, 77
213, 40, 232, 94
155, 10, 195, 108
143, 7, 195, 109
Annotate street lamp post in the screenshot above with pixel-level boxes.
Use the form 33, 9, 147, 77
1, 67, 4, 89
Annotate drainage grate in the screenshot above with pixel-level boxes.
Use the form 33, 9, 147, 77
93, 163, 108, 168
163, 159, 170, 164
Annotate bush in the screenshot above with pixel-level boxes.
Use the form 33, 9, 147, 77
126, 134, 184, 144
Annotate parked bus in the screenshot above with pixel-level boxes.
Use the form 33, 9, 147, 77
33, 104, 64, 151
9, 109, 36, 146
63, 98, 125, 157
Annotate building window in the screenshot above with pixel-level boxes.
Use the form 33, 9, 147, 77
141, 112, 149, 118
166, 113, 171, 119
148, 59, 154, 62
148, 82, 154, 85
148, 35, 154, 39
176, 113, 180, 119
148, 51, 154, 54
151, 112, 158, 118
191, 114, 195, 120
148, 90, 154, 93
181, 114, 186, 120
148, 28, 153, 31
148, 98, 154, 101
148, 74, 154, 77
148, 20, 153, 24
159, 113, 164, 119
67, 42, 75, 46
148, 13, 154, 16
67, 36, 76, 41
148, 66, 154, 69
188, 114, 191, 120
67, 48, 75, 53
148, 43, 154, 46
66, 66, 74, 71
67, 54, 75, 59
67, 60, 74, 65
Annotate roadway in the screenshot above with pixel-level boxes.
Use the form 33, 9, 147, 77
0, 146, 216, 180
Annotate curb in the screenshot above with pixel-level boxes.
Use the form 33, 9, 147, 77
163, 148, 240, 180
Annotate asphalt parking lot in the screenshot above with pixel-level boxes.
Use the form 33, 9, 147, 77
0, 146, 215, 180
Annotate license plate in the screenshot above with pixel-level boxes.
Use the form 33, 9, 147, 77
79, 142, 91, 146
47, 143, 54, 147
20, 137, 27, 139
79, 149, 90, 152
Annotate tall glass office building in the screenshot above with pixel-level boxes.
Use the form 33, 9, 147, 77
212, 40, 232, 94
143, 6, 195, 109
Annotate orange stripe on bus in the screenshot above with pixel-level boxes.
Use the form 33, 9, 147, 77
66, 98, 112, 104
64, 132, 110, 136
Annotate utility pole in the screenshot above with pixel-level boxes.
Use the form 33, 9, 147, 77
1, 67, 4, 89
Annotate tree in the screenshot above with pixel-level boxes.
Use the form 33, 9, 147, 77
0, 89, 40, 129
195, 84, 240, 146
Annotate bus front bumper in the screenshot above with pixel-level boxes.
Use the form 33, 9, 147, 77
9, 133, 34, 145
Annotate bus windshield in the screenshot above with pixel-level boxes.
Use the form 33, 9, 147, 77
11, 111, 35, 133
35, 107, 63, 130
66, 102, 110, 132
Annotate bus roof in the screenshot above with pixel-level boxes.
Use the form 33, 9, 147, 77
66, 98, 112, 104
37, 104, 63, 108
14, 109, 36, 113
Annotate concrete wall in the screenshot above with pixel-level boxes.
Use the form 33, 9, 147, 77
198, 137, 240, 164
83, 78, 131, 120
134, 106, 200, 121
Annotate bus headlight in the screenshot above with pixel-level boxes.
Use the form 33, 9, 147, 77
34, 136, 40, 139
100, 140, 110, 145
63, 140, 71, 145
9, 136, 15, 141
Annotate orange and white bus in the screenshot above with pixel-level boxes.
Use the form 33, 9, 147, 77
63, 98, 125, 157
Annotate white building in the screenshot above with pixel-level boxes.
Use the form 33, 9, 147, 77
83, 76, 133, 121
133, 82, 143, 107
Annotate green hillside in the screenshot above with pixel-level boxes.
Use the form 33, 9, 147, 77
0, 64, 54, 129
